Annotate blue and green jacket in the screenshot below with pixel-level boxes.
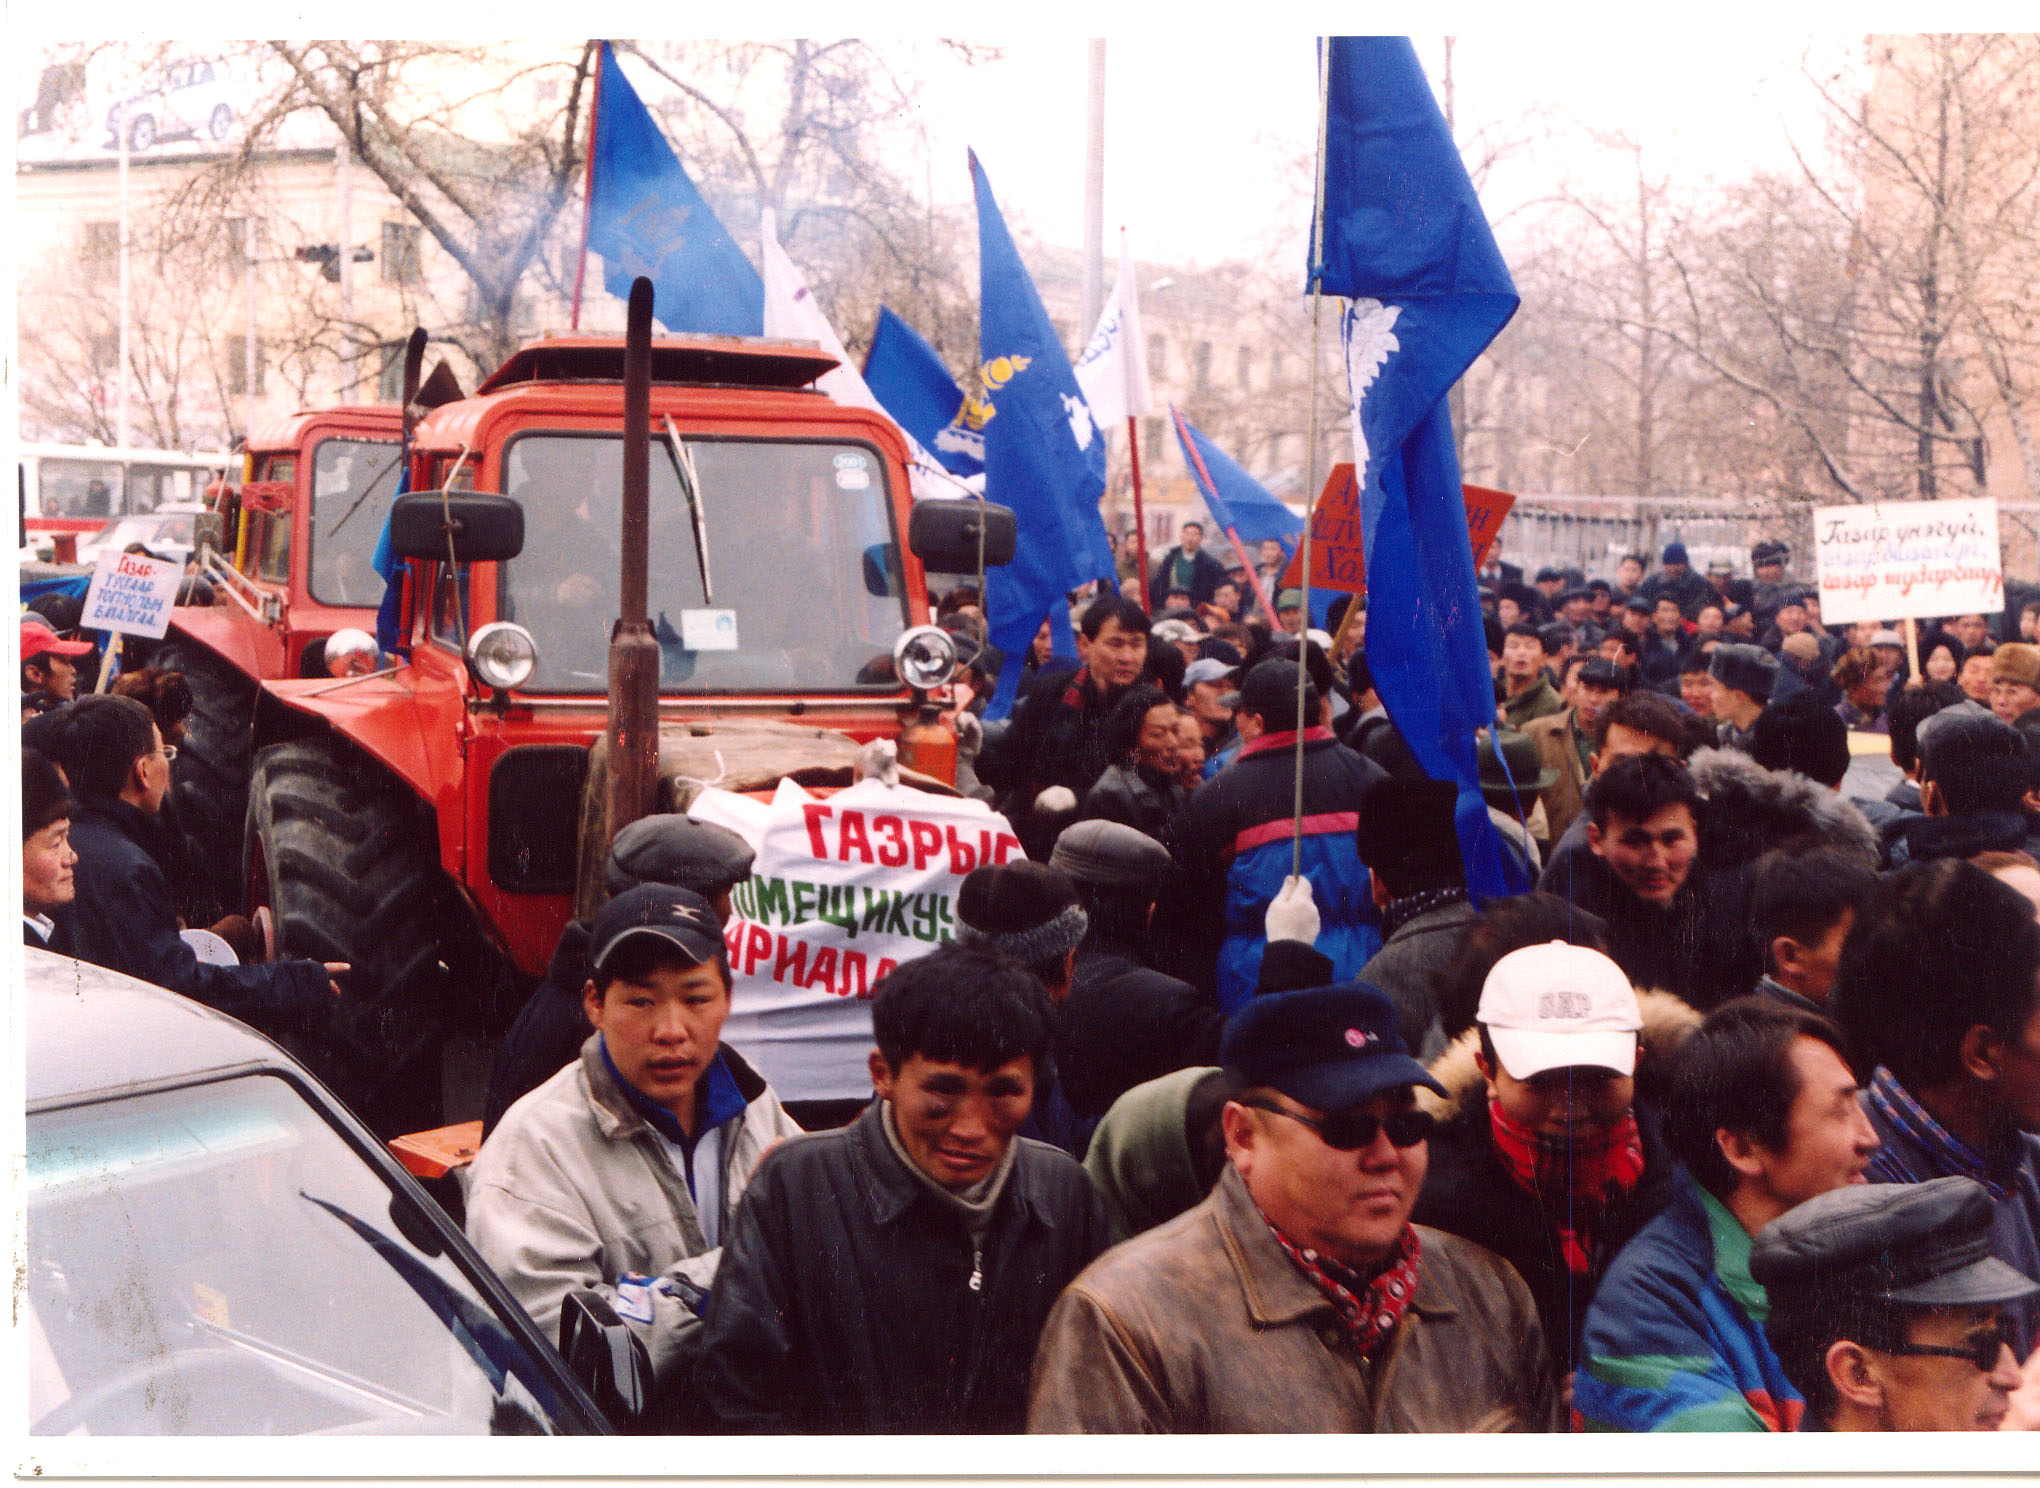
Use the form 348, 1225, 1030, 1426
1572, 1166, 1802, 1433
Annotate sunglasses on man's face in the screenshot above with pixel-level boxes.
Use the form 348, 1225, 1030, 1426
1239, 1099, 1434, 1150
1884, 1317, 2017, 1373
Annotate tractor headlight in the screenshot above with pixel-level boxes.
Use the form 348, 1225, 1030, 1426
466, 622, 538, 692
892, 625, 959, 691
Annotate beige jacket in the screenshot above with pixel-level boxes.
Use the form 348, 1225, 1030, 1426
465, 1034, 800, 1380
1522, 707, 1589, 848
1027, 1163, 1562, 1433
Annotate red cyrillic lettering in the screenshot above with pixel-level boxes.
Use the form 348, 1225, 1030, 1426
873, 814, 908, 867
773, 934, 809, 984
944, 825, 977, 875
837, 809, 874, 864
802, 803, 834, 858
908, 819, 943, 871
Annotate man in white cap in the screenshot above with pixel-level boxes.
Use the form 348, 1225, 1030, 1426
1414, 941, 1676, 1383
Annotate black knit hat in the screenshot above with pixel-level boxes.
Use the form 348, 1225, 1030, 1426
954, 861, 1087, 966
22, 748, 74, 840
1749, 689, 1851, 789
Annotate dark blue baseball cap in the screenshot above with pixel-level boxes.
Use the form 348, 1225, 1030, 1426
1221, 982, 1445, 1112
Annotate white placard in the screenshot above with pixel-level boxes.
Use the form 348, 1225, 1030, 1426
1813, 498, 2004, 624
680, 608, 739, 651
79, 549, 183, 638
691, 778, 1024, 1101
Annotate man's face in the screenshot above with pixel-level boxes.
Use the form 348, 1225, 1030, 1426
1566, 595, 1592, 622
1589, 590, 1613, 619
1031, 619, 1054, 664
1173, 714, 1207, 784
1083, 615, 1148, 688
1866, 1307, 2023, 1432
28, 654, 78, 702
1226, 1086, 1426, 1272
1989, 677, 2040, 723
1134, 702, 1182, 772
583, 960, 733, 1121
1188, 679, 1234, 729
1710, 571, 1735, 596
1991, 994, 2040, 1132
1681, 670, 1718, 716
870, 1052, 1034, 1189
1756, 559, 1784, 584
1484, 1057, 1635, 1144
1777, 908, 1854, 1004
1180, 524, 1204, 553
1852, 667, 1897, 711
1277, 605, 1304, 636
1618, 558, 1644, 589
1589, 802, 1698, 906
1574, 681, 1621, 733
1213, 582, 1240, 613
1621, 608, 1651, 636
1654, 600, 1684, 637
1727, 610, 1758, 638
1502, 634, 1543, 682
1537, 576, 1563, 598
1259, 539, 1283, 567
136, 724, 172, 814
1776, 603, 1808, 635
1739, 1036, 1878, 1209
1595, 722, 1680, 774
22, 818, 77, 912
1497, 597, 1522, 628
1953, 614, 1990, 649
1959, 654, 1995, 703
1598, 636, 1627, 666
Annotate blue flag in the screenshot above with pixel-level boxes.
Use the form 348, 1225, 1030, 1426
970, 152, 1116, 719
587, 42, 762, 335
1170, 407, 1304, 556
370, 462, 410, 656
1314, 36, 1526, 898
861, 306, 985, 479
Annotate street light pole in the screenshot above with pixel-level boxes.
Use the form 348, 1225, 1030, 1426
116, 64, 131, 452
1081, 40, 1106, 340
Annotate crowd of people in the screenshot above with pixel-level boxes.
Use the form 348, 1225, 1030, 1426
22, 529, 2040, 1435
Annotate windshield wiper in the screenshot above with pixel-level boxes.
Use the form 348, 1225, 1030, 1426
660, 416, 715, 604
325, 449, 405, 542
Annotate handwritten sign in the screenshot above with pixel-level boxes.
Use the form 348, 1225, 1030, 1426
79, 549, 183, 639
1813, 498, 2003, 624
1280, 464, 1515, 595
687, 777, 1024, 1101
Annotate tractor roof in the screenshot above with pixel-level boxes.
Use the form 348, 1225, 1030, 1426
476, 336, 839, 394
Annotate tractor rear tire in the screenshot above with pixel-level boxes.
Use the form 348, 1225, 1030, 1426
245, 737, 456, 1137
153, 638, 256, 925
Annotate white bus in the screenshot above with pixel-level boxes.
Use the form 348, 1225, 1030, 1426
19, 444, 237, 546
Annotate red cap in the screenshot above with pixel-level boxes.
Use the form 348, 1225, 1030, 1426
20, 619, 95, 658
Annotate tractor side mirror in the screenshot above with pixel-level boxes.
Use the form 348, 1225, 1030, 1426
388, 491, 525, 563
557, 1289, 653, 1431
908, 499, 1017, 573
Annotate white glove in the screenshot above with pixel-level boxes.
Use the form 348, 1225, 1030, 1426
856, 737, 900, 787
1035, 785, 1078, 815
952, 710, 983, 761
1265, 875, 1320, 946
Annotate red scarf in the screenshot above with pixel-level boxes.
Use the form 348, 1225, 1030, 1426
1262, 1212, 1421, 1360
1487, 1098, 1645, 1276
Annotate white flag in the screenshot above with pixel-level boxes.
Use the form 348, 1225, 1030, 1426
760, 209, 972, 501
1073, 229, 1155, 428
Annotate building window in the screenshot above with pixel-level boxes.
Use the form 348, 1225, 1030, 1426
1236, 345, 1253, 389
377, 342, 407, 402
226, 217, 253, 278
1193, 341, 1212, 392
382, 221, 422, 285
1142, 415, 1164, 463
1148, 335, 1167, 379
228, 338, 264, 396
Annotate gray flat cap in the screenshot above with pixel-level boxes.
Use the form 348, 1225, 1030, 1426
1750, 1176, 2040, 1307
605, 813, 756, 897
1048, 819, 1173, 889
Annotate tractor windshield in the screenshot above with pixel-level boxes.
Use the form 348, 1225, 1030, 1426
496, 433, 909, 694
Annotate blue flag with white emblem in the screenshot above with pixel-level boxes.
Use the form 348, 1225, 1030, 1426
587, 42, 762, 335
861, 306, 985, 479
970, 152, 1116, 719
1313, 36, 1526, 897
1170, 407, 1304, 554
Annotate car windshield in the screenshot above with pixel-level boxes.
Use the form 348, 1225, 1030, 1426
310, 438, 403, 606
495, 433, 908, 693
87, 513, 195, 552
27, 1075, 574, 1435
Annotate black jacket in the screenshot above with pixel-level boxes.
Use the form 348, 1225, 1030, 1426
55, 798, 332, 1037
1413, 1095, 1677, 1375
480, 919, 592, 1140
1056, 927, 1225, 1120
1539, 844, 1746, 1011
1078, 761, 1187, 849
1147, 544, 1227, 609
700, 1102, 1109, 1433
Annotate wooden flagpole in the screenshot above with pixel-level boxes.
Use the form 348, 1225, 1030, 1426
1127, 416, 1151, 614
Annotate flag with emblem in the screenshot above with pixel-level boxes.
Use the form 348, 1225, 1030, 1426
1313, 36, 1526, 897
970, 150, 1116, 718
861, 306, 986, 481
586, 41, 762, 335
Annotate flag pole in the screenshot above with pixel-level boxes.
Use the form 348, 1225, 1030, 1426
1126, 417, 1151, 613
1292, 38, 1335, 879
569, 39, 606, 331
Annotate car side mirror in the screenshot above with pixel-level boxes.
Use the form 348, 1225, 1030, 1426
557, 1289, 653, 1431
908, 499, 1017, 573
388, 491, 525, 563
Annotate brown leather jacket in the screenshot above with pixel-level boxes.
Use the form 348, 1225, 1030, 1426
1523, 707, 1588, 848
1028, 1164, 1563, 1432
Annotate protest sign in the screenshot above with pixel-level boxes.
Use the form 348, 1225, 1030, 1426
687, 777, 1024, 1100
1813, 498, 2003, 624
1281, 464, 1514, 594
79, 549, 183, 639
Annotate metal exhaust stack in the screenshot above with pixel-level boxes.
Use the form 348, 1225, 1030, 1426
400, 327, 426, 441
602, 277, 661, 853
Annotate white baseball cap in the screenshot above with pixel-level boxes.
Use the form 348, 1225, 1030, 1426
1477, 941, 1641, 1079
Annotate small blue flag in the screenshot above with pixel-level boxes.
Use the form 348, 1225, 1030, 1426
1314, 36, 1526, 898
588, 42, 762, 335
1170, 407, 1304, 557
861, 306, 985, 479
370, 462, 410, 656
969, 152, 1116, 719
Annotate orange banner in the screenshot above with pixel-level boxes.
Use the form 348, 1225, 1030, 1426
1280, 464, 1515, 596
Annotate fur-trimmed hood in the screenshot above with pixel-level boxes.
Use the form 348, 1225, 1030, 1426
1417, 987, 1703, 1122
1685, 745, 1880, 869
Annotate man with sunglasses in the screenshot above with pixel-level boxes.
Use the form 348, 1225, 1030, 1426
1029, 981, 1561, 1431
1752, 1177, 2038, 1431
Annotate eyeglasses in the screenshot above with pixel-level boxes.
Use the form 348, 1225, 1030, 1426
1883, 1320, 2016, 1373
155, 745, 178, 762
1239, 1099, 1434, 1150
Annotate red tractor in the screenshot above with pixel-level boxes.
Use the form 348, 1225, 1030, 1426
214, 323, 1009, 1134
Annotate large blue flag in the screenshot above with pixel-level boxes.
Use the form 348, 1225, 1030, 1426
1313, 37, 1526, 898
861, 306, 986, 479
369, 461, 409, 656
970, 152, 1116, 719
587, 42, 762, 335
